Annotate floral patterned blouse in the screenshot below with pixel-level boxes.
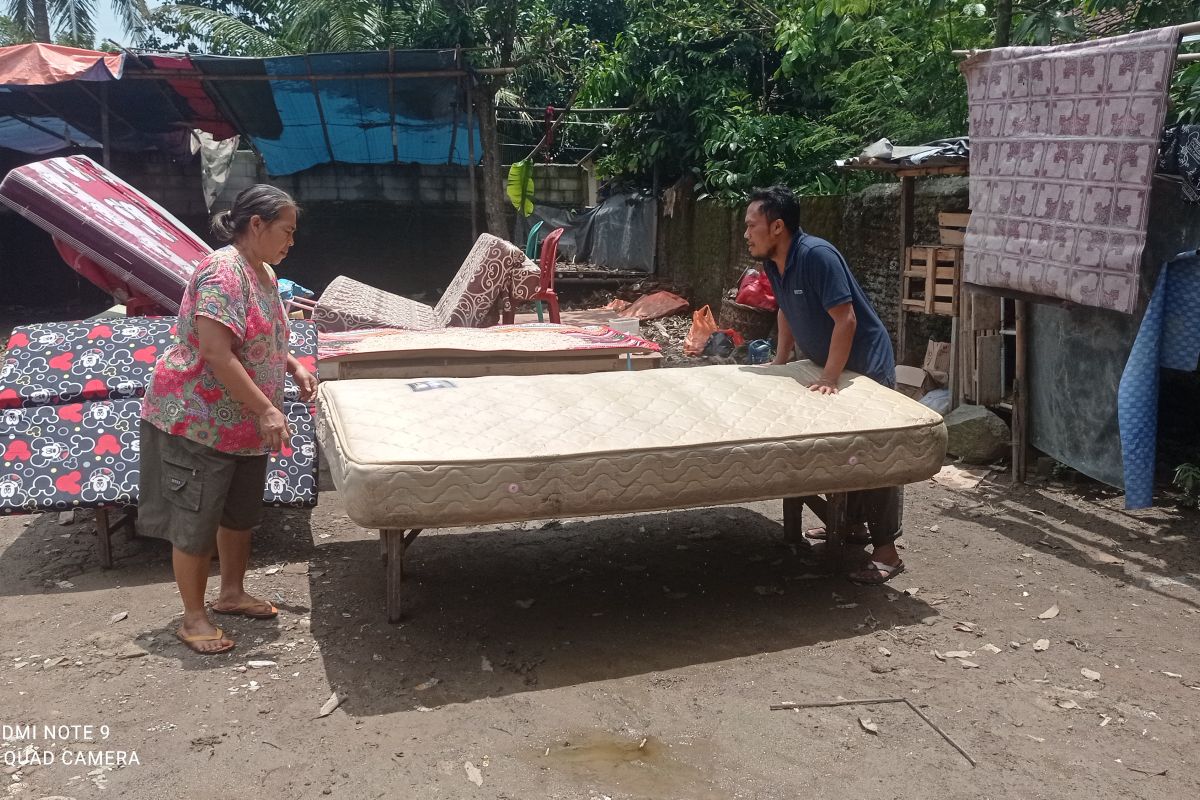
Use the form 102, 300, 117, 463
142, 246, 288, 455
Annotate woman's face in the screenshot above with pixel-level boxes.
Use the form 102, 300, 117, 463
249, 205, 298, 265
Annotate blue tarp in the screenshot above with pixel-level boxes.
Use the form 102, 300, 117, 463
0, 113, 99, 154
195, 50, 480, 176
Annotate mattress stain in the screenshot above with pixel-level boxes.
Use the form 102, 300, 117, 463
527, 732, 725, 799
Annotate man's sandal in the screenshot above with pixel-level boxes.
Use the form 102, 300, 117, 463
804, 525, 872, 545
847, 560, 905, 585
175, 628, 235, 655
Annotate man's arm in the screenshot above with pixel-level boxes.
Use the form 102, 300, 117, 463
810, 302, 856, 394
772, 309, 796, 365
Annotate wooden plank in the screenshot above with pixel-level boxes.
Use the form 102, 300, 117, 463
939, 212, 972, 227
975, 333, 1003, 406
932, 302, 957, 315
969, 290, 1002, 330
939, 228, 965, 246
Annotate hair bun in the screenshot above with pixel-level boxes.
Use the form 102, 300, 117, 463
210, 210, 236, 242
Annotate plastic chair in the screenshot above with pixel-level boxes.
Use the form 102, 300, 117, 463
504, 227, 563, 324
524, 220, 545, 258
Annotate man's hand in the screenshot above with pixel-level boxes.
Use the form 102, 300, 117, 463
292, 365, 318, 402
809, 377, 839, 395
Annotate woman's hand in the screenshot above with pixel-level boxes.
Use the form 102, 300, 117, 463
292, 365, 318, 402
258, 406, 290, 451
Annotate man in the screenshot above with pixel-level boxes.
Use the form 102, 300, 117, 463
744, 184, 904, 585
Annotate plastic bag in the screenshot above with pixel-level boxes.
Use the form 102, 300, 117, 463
684, 305, 719, 356
735, 269, 778, 312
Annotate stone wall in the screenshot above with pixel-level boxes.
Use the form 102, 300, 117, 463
656, 177, 969, 364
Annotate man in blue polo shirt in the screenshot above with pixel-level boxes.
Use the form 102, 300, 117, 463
744, 185, 905, 585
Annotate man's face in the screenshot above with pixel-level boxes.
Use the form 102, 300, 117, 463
744, 202, 784, 259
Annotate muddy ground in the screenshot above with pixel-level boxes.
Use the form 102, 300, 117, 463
2, 468, 1199, 799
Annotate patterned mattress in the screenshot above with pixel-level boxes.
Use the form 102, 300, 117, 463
318, 361, 947, 530
0, 318, 320, 513
0, 156, 211, 313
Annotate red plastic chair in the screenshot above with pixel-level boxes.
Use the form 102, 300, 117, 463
505, 226, 563, 324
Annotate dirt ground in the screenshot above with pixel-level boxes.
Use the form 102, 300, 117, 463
2, 466, 1199, 799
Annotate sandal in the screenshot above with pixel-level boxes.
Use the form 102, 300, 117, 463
211, 600, 278, 620
804, 524, 872, 545
847, 560, 905, 585
176, 627, 235, 655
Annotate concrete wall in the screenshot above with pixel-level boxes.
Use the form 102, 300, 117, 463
1, 150, 589, 307
656, 177, 968, 363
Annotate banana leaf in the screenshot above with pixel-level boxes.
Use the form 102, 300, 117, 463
506, 159, 535, 216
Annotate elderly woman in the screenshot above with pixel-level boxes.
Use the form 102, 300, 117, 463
139, 185, 317, 655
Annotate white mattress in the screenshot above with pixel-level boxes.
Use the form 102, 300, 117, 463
317, 361, 947, 530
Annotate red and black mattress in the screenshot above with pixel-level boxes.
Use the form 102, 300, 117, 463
0, 317, 318, 513
0, 155, 211, 314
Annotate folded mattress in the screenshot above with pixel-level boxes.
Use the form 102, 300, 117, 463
0, 155, 210, 313
318, 361, 947, 530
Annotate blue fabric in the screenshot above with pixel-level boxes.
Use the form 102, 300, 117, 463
764, 232, 896, 387
0, 115, 99, 154
1118, 255, 1200, 509
195, 52, 481, 176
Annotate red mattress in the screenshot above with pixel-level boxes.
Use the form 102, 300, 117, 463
0, 155, 211, 313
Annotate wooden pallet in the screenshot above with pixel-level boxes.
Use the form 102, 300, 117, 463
902, 245, 961, 316
938, 212, 971, 246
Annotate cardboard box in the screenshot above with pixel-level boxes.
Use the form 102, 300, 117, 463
895, 365, 936, 400
923, 340, 951, 384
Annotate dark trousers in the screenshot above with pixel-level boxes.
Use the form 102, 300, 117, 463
800, 486, 904, 547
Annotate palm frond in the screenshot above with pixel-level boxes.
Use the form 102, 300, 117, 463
112, 0, 151, 39
153, 3, 291, 56
48, 0, 97, 44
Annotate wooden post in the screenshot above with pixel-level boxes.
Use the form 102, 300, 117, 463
1012, 299, 1029, 484
825, 492, 848, 572
897, 176, 915, 363
782, 497, 805, 544
466, 77, 478, 241
96, 507, 113, 569
383, 529, 406, 623
99, 83, 111, 169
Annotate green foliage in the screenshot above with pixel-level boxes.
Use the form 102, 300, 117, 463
0, 13, 30, 44
506, 159, 535, 214
4, 0, 149, 46
1173, 463, 1200, 509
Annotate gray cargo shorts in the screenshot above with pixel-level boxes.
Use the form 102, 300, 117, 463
137, 420, 268, 554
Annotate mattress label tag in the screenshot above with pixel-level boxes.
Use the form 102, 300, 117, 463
406, 380, 457, 392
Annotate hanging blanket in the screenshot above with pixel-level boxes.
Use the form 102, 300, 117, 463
1118, 256, 1200, 509
961, 27, 1180, 314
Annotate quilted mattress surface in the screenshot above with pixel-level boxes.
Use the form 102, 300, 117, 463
318, 361, 947, 530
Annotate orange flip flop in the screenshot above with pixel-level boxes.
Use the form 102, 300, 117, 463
176, 627, 235, 654
211, 601, 278, 620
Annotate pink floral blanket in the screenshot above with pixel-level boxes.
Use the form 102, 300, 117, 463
961, 27, 1180, 314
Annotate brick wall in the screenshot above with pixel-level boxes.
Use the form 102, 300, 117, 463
656, 177, 969, 364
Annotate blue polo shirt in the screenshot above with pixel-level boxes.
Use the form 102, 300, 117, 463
764, 231, 896, 388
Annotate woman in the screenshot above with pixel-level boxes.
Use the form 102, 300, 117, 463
139, 185, 317, 655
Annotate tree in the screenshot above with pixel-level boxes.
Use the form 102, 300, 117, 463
5, 0, 150, 46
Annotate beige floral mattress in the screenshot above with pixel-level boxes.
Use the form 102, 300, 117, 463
317, 361, 947, 530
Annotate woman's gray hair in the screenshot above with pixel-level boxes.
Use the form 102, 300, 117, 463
211, 184, 298, 243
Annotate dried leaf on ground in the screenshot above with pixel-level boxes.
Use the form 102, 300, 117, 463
1081, 668, 1101, 682
1038, 605, 1060, 620
859, 717, 879, 735
944, 650, 974, 659
982, 644, 1003, 654
1034, 639, 1050, 652
1056, 699, 1082, 710
878, 646, 892, 657
415, 678, 441, 691
110, 611, 128, 624
317, 692, 341, 718
464, 761, 483, 787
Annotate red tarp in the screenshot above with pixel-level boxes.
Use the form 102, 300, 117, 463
0, 43, 123, 86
